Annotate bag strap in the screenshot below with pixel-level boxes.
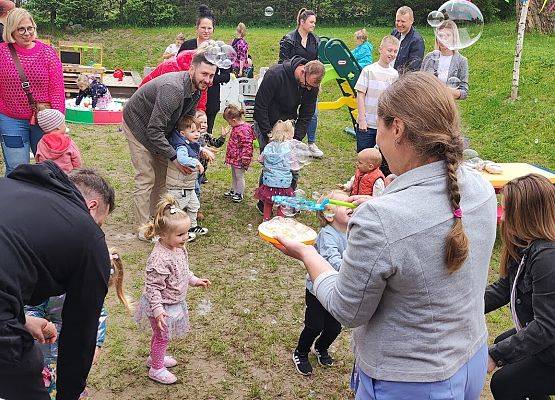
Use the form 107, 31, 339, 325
8, 43, 37, 110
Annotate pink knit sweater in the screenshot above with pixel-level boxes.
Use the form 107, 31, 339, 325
144, 241, 202, 318
0, 40, 65, 120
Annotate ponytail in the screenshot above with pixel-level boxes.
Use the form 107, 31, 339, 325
108, 249, 129, 310
141, 194, 189, 240
297, 8, 316, 27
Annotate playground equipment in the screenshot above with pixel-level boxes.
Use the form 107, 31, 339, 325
317, 37, 363, 134
219, 75, 259, 122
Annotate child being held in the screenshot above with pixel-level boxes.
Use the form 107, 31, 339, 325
292, 190, 352, 376
135, 195, 211, 385
167, 115, 208, 241
222, 104, 255, 203
341, 148, 385, 197
255, 120, 302, 221
75, 74, 112, 110
354, 35, 399, 153
163, 33, 185, 60
352, 29, 373, 69
195, 109, 226, 185
25, 249, 128, 399
35, 109, 82, 173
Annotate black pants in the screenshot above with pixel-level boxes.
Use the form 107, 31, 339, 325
296, 289, 342, 354
0, 321, 49, 400
207, 111, 217, 135
491, 328, 555, 400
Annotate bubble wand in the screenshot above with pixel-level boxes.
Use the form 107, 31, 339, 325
271, 195, 356, 212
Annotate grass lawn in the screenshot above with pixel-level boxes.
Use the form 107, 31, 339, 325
3, 21, 555, 399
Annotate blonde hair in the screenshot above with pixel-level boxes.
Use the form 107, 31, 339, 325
380, 35, 400, 48
142, 194, 190, 240
176, 32, 185, 41
177, 115, 196, 132
108, 248, 129, 310
76, 73, 90, 89
359, 147, 383, 168
316, 190, 347, 227
194, 109, 207, 119
396, 6, 414, 19
268, 120, 294, 142
223, 104, 244, 121
377, 71, 468, 273
3, 8, 36, 43
435, 20, 461, 51
236, 22, 246, 38
354, 28, 368, 41
499, 174, 555, 277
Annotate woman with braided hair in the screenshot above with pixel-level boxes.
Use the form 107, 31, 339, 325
275, 72, 497, 399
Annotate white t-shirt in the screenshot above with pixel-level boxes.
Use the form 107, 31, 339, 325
437, 55, 453, 83
354, 62, 399, 129
164, 43, 180, 56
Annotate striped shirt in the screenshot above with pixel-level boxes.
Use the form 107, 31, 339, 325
354, 62, 399, 129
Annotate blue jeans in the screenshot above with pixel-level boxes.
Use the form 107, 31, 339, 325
351, 344, 488, 400
0, 113, 44, 175
356, 126, 377, 153
306, 108, 318, 144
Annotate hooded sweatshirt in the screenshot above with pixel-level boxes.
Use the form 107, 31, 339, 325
0, 161, 110, 400
35, 133, 82, 174
254, 56, 318, 142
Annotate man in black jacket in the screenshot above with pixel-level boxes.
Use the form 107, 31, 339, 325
253, 55, 324, 151
0, 162, 115, 400
391, 6, 425, 73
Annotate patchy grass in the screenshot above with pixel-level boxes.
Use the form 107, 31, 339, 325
1, 21, 553, 399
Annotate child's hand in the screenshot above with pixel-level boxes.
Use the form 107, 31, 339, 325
155, 312, 168, 332
194, 278, 211, 288
221, 126, 231, 137
336, 183, 348, 191
201, 148, 215, 162
196, 161, 205, 174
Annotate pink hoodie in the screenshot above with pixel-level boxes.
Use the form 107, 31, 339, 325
35, 133, 82, 174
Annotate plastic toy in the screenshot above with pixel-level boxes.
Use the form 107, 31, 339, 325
258, 217, 317, 245
271, 194, 356, 212
112, 68, 124, 81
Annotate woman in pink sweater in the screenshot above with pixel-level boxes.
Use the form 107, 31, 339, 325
0, 8, 65, 175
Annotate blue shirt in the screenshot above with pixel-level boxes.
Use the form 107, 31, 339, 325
306, 224, 347, 294
352, 41, 373, 69
169, 130, 200, 169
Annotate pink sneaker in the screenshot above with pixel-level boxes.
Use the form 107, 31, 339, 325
148, 367, 177, 384
146, 355, 177, 368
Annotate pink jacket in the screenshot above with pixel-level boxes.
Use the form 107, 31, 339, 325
225, 122, 255, 169
140, 50, 207, 112
144, 241, 202, 318
0, 41, 65, 120
35, 133, 82, 174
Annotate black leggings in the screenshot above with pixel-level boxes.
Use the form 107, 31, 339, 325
207, 111, 217, 135
296, 289, 342, 354
491, 329, 555, 400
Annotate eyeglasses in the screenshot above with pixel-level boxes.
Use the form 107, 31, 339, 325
17, 26, 35, 35
303, 74, 318, 90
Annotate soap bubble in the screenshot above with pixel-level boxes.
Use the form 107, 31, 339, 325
203, 42, 237, 69
197, 298, 212, 316
311, 191, 321, 200
247, 223, 253, 232
427, 10, 445, 27
447, 76, 461, 88
281, 204, 298, 217
433, 0, 484, 50
288, 140, 312, 168
294, 189, 306, 198
264, 6, 274, 17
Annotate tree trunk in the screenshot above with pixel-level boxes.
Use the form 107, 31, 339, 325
511, 0, 529, 100
516, 0, 555, 33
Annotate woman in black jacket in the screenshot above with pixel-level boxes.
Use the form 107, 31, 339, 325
485, 174, 555, 400
178, 4, 230, 134
278, 8, 323, 158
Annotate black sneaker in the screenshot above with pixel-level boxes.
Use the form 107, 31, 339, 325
224, 189, 235, 197
256, 200, 264, 215
231, 193, 243, 203
189, 226, 208, 236
292, 350, 312, 376
311, 346, 334, 366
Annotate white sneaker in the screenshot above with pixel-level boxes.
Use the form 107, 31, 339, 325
308, 143, 324, 158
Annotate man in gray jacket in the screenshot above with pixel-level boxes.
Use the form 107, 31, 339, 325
122, 52, 216, 237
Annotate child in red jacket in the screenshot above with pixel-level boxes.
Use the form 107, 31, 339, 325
341, 148, 385, 196
35, 109, 82, 174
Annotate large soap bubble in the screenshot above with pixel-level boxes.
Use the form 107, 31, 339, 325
203, 41, 237, 69
447, 76, 461, 88
264, 6, 274, 17
428, 0, 483, 50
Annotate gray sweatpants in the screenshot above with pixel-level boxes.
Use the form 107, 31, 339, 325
231, 166, 246, 195
167, 188, 200, 228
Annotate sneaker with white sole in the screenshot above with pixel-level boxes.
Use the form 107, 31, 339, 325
308, 143, 324, 158
224, 189, 235, 197
232, 193, 243, 203
148, 367, 177, 384
189, 225, 208, 235
187, 232, 197, 242
311, 345, 334, 366
147, 355, 178, 369
292, 350, 313, 376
